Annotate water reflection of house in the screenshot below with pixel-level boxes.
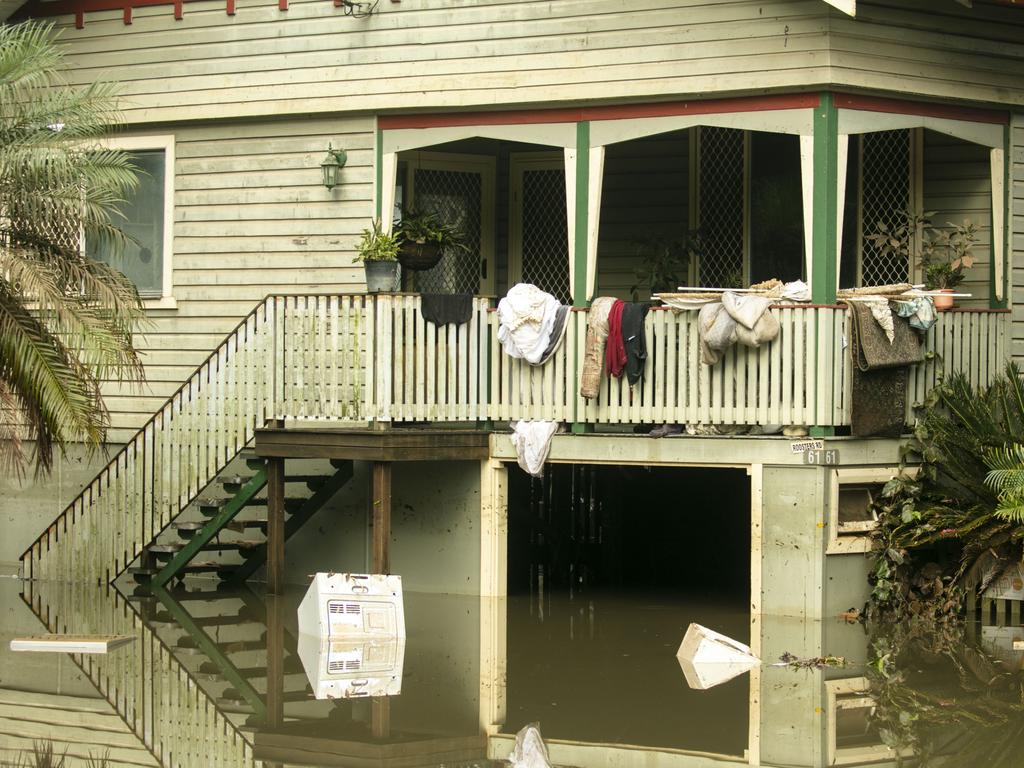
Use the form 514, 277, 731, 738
1, 4, 1022, 759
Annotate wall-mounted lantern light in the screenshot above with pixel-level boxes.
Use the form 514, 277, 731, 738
320, 144, 348, 190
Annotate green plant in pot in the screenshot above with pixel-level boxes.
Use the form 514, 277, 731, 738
865, 211, 977, 309
630, 231, 701, 301
355, 219, 401, 292
395, 210, 468, 271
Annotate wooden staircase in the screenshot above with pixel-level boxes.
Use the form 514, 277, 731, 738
129, 456, 354, 590
19, 295, 376, 585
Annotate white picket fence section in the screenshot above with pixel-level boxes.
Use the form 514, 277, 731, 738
22, 293, 1009, 583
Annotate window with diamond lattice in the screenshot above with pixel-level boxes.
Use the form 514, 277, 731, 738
519, 168, 569, 303
698, 127, 746, 288
859, 130, 914, 287
412, 168, 484, 295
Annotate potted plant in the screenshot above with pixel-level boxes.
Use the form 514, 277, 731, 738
919, 219, 977, 309
395, 210, 467, 271
354, 219, 401, 292
630, 231, 701, 300
865, 211, 977, 310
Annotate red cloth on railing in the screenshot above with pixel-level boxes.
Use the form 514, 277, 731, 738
605, 299, 626, 378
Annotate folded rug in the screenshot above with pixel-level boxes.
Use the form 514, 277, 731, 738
847, 301, 922, 437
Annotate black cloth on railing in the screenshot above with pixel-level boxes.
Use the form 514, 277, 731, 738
622, 302, 650, 386
420, 293, 474, 325
537, 305, 570, 365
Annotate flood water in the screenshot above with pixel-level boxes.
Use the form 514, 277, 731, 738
1, 575, 1023, 768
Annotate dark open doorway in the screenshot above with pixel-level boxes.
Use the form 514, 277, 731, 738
505, 464, 752, 755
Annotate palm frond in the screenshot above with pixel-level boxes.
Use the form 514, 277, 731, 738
0, 21, 144, 474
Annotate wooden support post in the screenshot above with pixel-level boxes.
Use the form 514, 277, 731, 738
371, 697, 391, 739
266, 594, 285, 729
371, 462, 392, 574
266, 457, 286, 595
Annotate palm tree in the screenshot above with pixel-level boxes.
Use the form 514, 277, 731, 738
0, 21, 144, 476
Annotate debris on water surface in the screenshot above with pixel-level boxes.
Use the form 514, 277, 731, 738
774, 651, 848, 669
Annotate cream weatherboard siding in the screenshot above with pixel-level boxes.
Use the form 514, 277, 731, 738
42, 0, 1024, 128
828, 0, 1024, 108
1013, 115, 1024, 364
55, 0, 836, 124
100, 117, 375, 442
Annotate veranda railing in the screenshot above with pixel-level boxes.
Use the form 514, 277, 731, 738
22, 293, 1008, 584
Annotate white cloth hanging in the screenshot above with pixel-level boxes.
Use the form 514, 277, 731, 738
497, 284, 562, 364
510, 420, 559, 478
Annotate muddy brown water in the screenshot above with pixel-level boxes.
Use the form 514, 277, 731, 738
1, 577, 1021, 767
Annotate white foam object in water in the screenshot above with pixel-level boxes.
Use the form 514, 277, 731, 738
10, 635, 134, 654
508, 723, 552, 768
676, 622, 761, 690
297, 573, 405, 639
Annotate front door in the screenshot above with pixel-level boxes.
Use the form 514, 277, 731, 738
405, 151, 496, 296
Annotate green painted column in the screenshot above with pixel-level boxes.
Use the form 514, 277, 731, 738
573, 121, 591, 309
810, 94, 840, 436
811, 93, 839, 305
572, 122, 592, 433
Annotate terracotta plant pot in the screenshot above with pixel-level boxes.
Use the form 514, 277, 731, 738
397, 240, 443, 271
363, 260, 399, 292
933, 288, 955, 311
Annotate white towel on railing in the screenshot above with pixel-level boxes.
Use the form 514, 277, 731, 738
511, 420, 559, 477
497, 284, 561, 364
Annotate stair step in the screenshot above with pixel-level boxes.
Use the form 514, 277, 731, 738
245, 458, 266, 471
163, 587, 244, 603
151, 540, 265, 559
221, 687, 309, 704
223, 519, 268, 534
223, 474, 327, 493
177, 636, 266, 654
152, 611, 261, 628
199, 657, 303, 678
199, 498, 304, 516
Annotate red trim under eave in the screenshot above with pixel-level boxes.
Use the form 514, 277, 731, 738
378, 93, 821, 130
835, 93, 1009, 125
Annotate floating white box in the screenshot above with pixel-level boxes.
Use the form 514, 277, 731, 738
297, 633, 406, 699
297, 573, 405, 639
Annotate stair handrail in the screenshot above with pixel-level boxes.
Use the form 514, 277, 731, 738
20, 293, 282, 581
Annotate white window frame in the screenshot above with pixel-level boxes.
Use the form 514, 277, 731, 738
827, 466, 918, 555
94, 134, 176, 309
825, 677, 906, 766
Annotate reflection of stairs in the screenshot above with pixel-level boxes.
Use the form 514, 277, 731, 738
129, 456, 354, 589
21, 580, 255, 768
145, 585, 328, 728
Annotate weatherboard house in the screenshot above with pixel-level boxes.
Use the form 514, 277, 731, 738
1, 0, 1022, 673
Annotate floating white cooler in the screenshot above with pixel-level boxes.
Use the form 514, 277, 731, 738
297, 633, 406, 699
297, 573, 406, 700
676, 622, 761, 690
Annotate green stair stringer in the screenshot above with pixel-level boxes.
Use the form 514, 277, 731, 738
151, 584, 268, 721
152, 469, 267, 589
227, 460, 355, 585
